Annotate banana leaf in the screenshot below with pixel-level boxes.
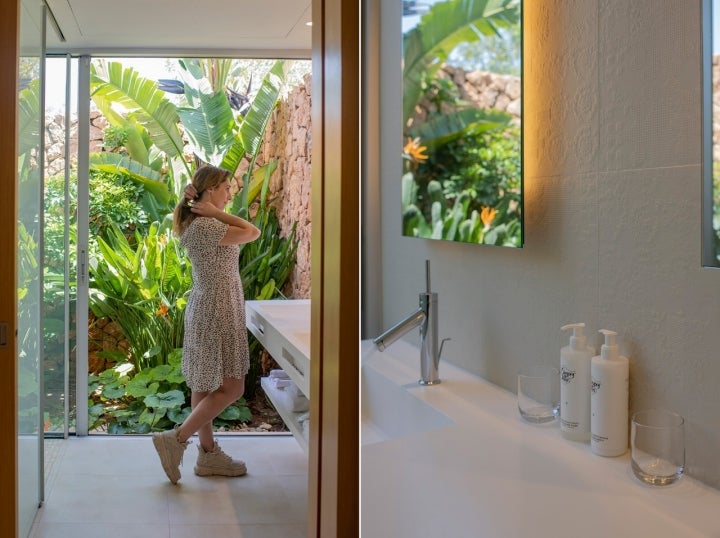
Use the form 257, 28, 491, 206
176, 88, 235, 166
90, 61, 190, 175
407, 108, 511, 150
220, 60, 285, 176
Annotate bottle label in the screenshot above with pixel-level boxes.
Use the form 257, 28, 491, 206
591, 378, 600, 393
591, 433, 607, 443
561, 418, 579, 430
560, 366, 576, 384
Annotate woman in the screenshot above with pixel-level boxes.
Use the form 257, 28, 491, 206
152, 165, 260, 484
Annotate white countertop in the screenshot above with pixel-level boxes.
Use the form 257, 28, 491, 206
361, 339, 720, 538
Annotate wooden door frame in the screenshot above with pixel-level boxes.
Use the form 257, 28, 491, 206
0, 1, 20, 536
308, 0, 359, 535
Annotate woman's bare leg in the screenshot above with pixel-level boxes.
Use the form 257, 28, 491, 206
190, 392, 215, 451
176, 376, 244, 445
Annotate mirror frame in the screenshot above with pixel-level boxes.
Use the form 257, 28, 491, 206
703, 0, 718, 267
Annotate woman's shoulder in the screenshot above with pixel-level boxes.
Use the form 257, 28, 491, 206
181, 216, 228, 246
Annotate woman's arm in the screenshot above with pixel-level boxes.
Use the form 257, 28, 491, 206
189, 201, 261, 245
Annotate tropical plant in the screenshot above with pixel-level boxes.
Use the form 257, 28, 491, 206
89, 221, 192, 372
88, 351, 251, 433
402, 174, 520, 246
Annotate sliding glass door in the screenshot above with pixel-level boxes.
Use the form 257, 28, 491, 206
17, 1, 45, 534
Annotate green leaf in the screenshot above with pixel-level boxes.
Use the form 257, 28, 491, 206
177, 90, 236, 166
217, 405, 242, 420
102, 382, 126, 400
108, 422, 127, 434
90, 61, 189, 173
144, 389, 186, 409
168, 407, 192, 424
406, 108, 511, 151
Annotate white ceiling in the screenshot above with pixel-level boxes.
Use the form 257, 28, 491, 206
32, 0, 312, 57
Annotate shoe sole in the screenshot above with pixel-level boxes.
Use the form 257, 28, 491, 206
153, 433, 181, 484
194, 465, 247, 477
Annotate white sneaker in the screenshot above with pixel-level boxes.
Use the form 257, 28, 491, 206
152, 427, 189, 484
194, 442, 247, 477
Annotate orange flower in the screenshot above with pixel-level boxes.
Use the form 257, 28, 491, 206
403, 137, 428, 163
156, 303, 169, 317
480, 206, 497, 228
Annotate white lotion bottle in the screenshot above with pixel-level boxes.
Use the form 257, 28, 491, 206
590, 330, 629, 456
560, 323, 594, 441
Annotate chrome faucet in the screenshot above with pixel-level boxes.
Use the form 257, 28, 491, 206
373, 260, 449, 385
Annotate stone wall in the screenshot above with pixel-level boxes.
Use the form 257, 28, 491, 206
257, 74, 312, 299
43, 77, 312, 300
411, 64, 521, 127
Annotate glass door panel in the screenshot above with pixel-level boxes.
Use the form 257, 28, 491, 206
43, 55, 78, 436
17, 1, 45, 534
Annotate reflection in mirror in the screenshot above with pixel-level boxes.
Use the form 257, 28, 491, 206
704, 0, 720, 266
401, 0, 522, 247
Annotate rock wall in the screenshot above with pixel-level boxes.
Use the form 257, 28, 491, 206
258, 74, 312, 299
411, 64, 521, 126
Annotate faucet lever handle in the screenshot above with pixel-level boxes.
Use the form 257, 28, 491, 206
438, 337, 451, 360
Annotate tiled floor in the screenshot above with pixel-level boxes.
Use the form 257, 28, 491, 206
30, 434, 308, 538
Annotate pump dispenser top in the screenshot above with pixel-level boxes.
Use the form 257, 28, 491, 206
599, 329, 619, 359
561, 323, 587, 351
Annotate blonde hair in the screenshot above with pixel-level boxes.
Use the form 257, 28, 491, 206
172, 165, 231, 236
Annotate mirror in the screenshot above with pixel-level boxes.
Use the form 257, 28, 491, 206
401, 0, 522, 247
703, 0, 720, 266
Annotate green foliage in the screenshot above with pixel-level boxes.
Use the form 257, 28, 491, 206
402, 172, 521, 247
103, 125, 129, 150
88, 170, 151, 239
404, 124, 521, 246
89, 221, 192, 372
88, 352, 251, 433
431, 126, 521, 213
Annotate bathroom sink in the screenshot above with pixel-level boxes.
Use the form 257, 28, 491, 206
361, 362, 453, 446
251, 301, 310, 325
290, 331, 310, 350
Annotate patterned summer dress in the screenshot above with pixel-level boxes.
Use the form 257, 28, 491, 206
179, 217, 250, 392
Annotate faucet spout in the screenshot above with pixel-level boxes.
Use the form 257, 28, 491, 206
373, 260, 447, 385
373, 308, 425, 351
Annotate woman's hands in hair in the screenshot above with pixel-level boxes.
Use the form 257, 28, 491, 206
188, 200, 221, 218
183, 183, 198, 203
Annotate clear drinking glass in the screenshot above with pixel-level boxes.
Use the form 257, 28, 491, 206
517, 365, 559, 423
631, 409, 685, 486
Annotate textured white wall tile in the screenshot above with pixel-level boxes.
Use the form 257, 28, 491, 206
374, 0, 720, 489
598, 0, 701, 171
525, 0, 599, 177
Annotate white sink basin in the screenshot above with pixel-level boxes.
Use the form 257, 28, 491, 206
361, 360, 453, 446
